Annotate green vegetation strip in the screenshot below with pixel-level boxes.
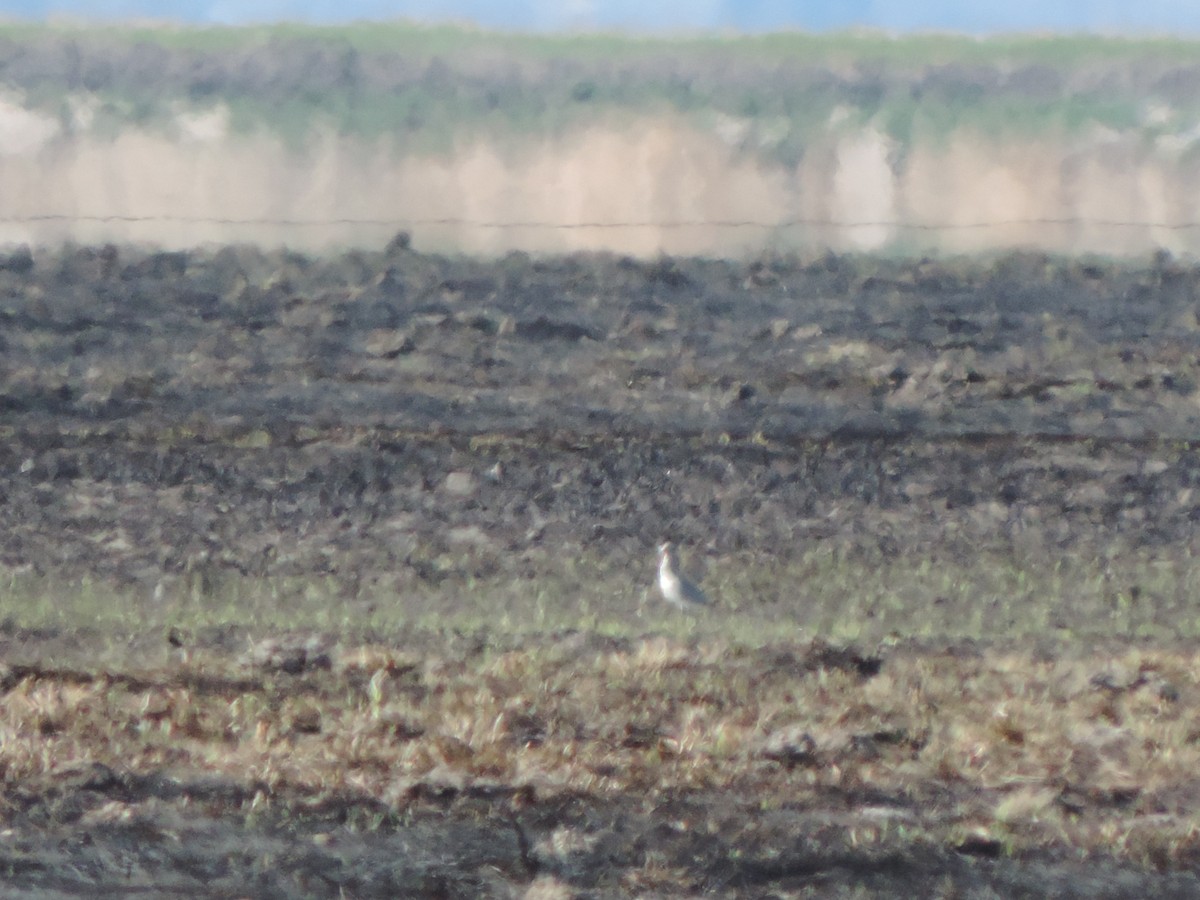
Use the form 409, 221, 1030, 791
1, 547, 1194, 646
0, 23, 1194, 156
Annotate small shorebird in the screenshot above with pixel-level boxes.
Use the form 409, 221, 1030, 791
656, 542, 710, 610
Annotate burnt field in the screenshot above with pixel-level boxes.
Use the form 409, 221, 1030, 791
3, 241, 1200, 896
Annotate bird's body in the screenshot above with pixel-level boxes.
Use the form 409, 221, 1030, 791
656, 542, 710, 610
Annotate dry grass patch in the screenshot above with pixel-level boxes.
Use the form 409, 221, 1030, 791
0, 632, 1196, 874
0, 628, 1199, 894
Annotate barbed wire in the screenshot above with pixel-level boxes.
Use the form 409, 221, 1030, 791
1, 214, 1200, 231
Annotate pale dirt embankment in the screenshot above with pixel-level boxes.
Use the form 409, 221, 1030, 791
0, 95, 1198, 257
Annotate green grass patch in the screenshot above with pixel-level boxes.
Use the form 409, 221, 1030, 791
0, 546, 1194, 651
0, 23, 1196, 160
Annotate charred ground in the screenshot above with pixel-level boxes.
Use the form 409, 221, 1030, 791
1, 242, 1200, 895
6, 244, 1200, 588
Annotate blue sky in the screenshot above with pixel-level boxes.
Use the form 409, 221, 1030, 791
3, 0, 1200, 34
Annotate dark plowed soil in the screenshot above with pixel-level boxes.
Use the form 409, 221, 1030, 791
6, 769, 1197, 899
3, 241, 1200, 896
3, 244, 1200, 587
